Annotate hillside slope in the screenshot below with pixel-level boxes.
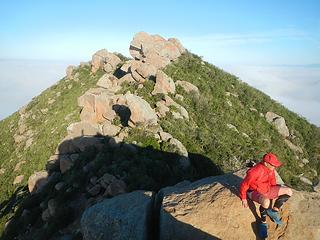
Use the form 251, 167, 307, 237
162, 52, 320, 186
0, 32, 319, 239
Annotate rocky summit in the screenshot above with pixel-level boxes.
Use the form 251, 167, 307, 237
0, 32, 319, 240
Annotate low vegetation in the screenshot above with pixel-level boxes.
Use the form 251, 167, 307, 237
0, 52, 319, 238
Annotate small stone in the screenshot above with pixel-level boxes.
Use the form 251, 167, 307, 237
241, 132, 250, 138
172, 111, 183, 119
40, 201, 47, 210
13, 175, 24, 185
28, 170, 49, 194
25, 138, 33, 149
66, 187, 73, 193
88, 184, 101, 196
21, 209, 30, 218
70, 153, 79, 162
83, 162, 95, 173
175, 94, 184, 101
300, 176, 313, 185
48, 199, 58, 216
226, 124, 239, 133
90, 176, 98, 185
66, 65, 74, 79
311, 169, 317, 177
48, 99, 56, 105
105, 179, 127, 197
159, 131, 173, 141
40, 108, 48, 114
99, 173, 116, 186
313, 181, 320, 193
14, 161, 26, 172
55, 182, 65, 191
60, 155, 73, 173
42, 208, 51, 222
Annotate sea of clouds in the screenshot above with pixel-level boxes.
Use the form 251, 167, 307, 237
0, 60, 319, 127
220, 64, 320, 126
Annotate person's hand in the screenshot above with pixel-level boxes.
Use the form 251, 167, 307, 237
242, 199, 248, 208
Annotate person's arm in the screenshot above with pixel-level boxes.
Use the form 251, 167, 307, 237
239, 171, 256, 199
239, 170, 258, 208
270, 170, 277, 186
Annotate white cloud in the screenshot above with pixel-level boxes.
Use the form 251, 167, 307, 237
181, 28, 306, 46
179, 28, 320, 65
0, 59, 77, 120
0, 33, 131, 60
219, 64, 320, 126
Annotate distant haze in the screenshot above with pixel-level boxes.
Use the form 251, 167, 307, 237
0, 58, 319, 127
219, 64, 320, 126
0, 1, 319, 125
0, 59, 78, 119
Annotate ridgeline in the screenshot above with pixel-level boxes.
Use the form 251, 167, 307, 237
0, 32, 319, 239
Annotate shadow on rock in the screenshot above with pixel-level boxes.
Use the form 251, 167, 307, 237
1, 134, 223, 240
159, 211, 222, 240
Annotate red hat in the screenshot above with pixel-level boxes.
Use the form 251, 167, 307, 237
263, 153, 281, 167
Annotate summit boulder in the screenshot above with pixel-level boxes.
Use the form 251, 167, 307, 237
129, 32, 185, 69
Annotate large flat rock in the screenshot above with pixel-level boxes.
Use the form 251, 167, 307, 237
158, 172, 320, 240
81, 191, 154, 240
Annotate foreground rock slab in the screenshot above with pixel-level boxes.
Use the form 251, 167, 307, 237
158, 172, 320, 240
81, 191, 154, 240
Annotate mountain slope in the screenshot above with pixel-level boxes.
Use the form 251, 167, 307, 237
0, 33, 319, 238
0, 65, 105, 233
162, 52, 320, 187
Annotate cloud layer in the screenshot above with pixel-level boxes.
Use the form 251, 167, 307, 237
219, 64, 320, 126
0, 59, 76, 119
0, 60, 319, 127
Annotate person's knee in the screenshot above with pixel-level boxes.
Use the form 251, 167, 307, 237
279, 186, 293, 196
260, 197, 270, 208
282, 187, 293, 196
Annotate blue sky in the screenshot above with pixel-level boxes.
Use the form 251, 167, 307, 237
0, 0, 320, 125
1, 0, 319, 63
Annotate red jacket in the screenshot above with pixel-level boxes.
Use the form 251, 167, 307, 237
239, 162, 277, 200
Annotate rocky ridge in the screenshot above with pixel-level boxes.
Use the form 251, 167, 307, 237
2, 32, 320, 239
80, 169, 320, 240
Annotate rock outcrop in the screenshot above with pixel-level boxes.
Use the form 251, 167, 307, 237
129, 32, 185, 69
158, 170, 320, 240
78, 169, 320, 240
5, 32, 319, 240
284, 139, 303, 154
125, 93, 158, 126
81, 191, 154, 240
265, 112, 290, 137
48, 32, 191, 183
152, 70, 176, 95
28, 171, 49, 194
66, 65, 74, 79
176, 80, 199, 95
91, 49, 121, 74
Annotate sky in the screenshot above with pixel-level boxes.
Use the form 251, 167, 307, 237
0, 0, 319, 125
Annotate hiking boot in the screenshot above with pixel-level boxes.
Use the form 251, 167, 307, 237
267, 209, 283, 225
258, 222, 268, 238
